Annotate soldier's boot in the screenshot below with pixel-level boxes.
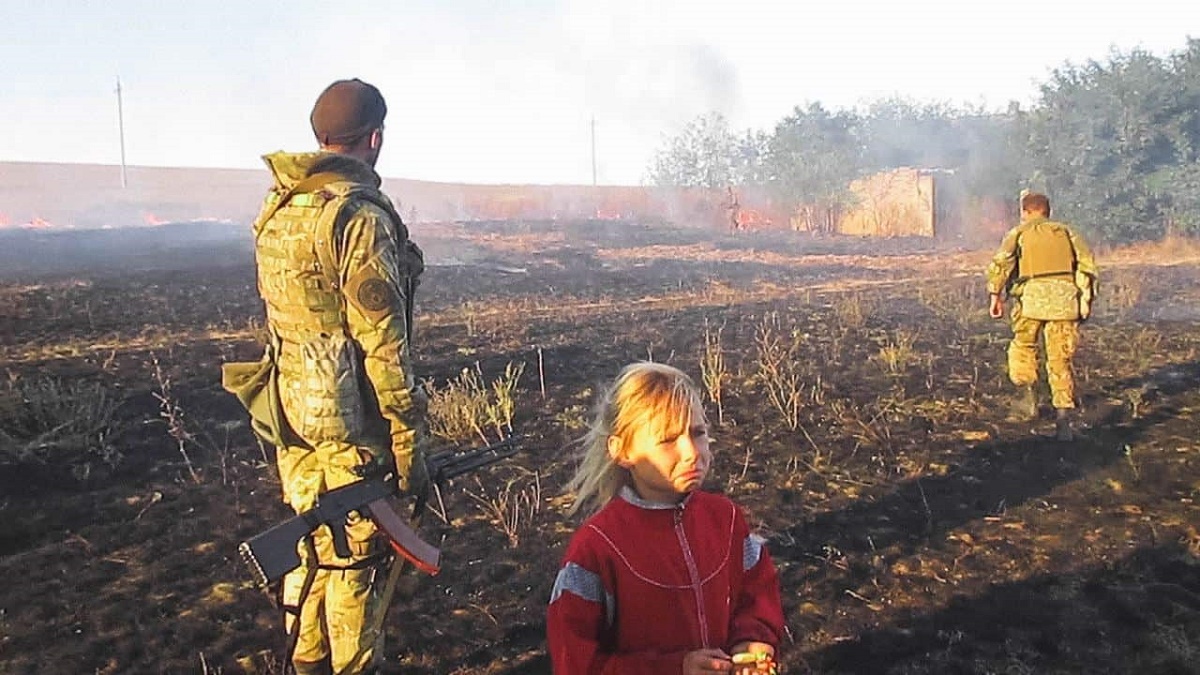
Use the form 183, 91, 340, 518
1055, 408, 1073, 442
1008, 385, 1038, 421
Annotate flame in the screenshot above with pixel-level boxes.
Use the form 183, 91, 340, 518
738, 209, 772, 229
142, 211, 168, 226
23, 216, 55, 230
594, 208, 622, 220
0, 212, 8, 228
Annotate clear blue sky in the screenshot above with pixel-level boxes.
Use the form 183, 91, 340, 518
1, 0, 1195, 185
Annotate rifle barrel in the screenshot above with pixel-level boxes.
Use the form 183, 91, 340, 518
427, 435, 521, 483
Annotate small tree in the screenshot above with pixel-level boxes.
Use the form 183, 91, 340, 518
763, 102, 866, 231
1149, 162, 1200, 235
648, 112, 733, 188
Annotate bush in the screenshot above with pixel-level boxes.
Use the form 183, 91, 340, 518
0, 376, 121, 479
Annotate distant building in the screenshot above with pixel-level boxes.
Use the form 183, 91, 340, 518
837, 167, 937, 237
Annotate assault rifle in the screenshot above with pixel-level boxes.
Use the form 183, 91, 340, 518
238, 433, 520, 588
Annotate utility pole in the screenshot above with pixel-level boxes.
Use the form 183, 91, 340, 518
590, 116, 597, 186
116, 76, 127, 188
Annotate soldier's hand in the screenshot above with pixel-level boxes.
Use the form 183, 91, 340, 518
989, 294, 1004, 319
401, 453, 430, 497
392, 442, 430, 497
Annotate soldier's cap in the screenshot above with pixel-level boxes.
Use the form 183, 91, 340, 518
310, 79, 387, 146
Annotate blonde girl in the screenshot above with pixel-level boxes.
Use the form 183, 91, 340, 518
548, 362, 785, 674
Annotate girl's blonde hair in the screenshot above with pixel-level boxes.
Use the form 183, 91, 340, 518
565, 361, 706, 516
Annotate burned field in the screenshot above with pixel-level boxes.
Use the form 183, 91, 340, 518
1, 220, 1199, 674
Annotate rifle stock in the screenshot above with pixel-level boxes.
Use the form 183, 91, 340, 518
239, 518, 310, 588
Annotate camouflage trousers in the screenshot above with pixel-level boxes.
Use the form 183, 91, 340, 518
1007, 307, 1080, 410
276, 441, 387, 675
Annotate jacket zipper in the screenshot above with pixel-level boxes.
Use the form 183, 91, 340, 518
674, 504, 710, 648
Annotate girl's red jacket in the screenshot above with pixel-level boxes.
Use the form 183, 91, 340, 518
547, 488, 786, 674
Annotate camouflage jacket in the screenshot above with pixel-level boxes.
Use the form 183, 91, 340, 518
253, 151, 424, 480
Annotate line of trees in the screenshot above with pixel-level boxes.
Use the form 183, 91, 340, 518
647, 38, 1200, 242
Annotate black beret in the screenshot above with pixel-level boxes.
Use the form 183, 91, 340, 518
310, 79, 387, 145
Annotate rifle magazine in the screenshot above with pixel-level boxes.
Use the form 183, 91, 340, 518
366, 498, 441, 576
389, 540, 442, 576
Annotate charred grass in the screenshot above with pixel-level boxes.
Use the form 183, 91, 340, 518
1, 223, 1198, 673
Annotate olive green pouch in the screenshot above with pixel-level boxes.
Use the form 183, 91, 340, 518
221, 347, 293, 448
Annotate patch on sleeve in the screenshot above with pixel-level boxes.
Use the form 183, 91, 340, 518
345, 270, 398, 323
550, 562, 603, 604
744, 533, 765, 570
550, 562, 615, 626
357, 278, 393, 312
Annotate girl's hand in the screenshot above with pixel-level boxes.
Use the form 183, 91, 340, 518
729, 642, 777, 674
683, 648, 733, 674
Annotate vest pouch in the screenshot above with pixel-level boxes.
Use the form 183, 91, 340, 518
221, 353, 295, 448
1019, 277, 1081, 321
280, 332, 365, 444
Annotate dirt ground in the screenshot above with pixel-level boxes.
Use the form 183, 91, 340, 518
1, 220, 1198, 674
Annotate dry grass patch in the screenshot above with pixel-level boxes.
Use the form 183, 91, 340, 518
425, 361, 526, 445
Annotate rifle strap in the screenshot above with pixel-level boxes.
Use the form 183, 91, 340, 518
277, 541, 389, 673
314, 550, 389, 572
283, 535, 321, 675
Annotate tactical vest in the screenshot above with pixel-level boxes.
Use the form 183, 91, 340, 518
253, 179, 404, 445
1016, 220, 1076, 280
1014, 220, 1083, 321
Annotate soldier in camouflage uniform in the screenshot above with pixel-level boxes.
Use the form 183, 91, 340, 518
252, 79, 426, 674
987, 191, 1098, 441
